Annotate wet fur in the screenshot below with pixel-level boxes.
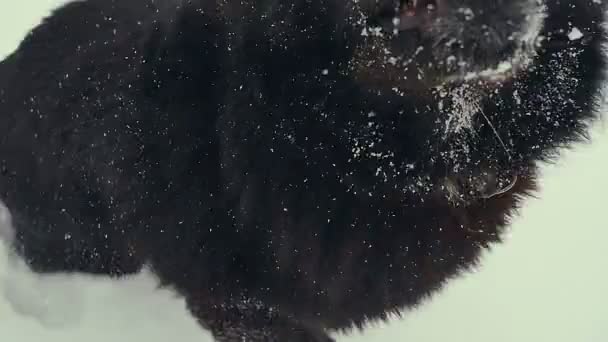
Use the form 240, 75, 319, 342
0, 0, 606, 340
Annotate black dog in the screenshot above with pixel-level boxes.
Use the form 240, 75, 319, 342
0, 0, 605, 341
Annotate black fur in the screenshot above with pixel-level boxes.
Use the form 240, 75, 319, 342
0, 0, 605, 340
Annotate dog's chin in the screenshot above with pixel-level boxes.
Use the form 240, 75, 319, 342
432, 22, 545, 89
355, 49, 537, 93
438, 57, 532, 89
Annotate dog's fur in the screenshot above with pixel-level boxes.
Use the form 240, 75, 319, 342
0, 0, 606, 340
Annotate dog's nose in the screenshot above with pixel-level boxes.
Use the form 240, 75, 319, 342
396, 0, 441, 31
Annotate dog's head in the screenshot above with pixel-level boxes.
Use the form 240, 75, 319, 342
335, 0, 607, 204
351, 0, 546, 89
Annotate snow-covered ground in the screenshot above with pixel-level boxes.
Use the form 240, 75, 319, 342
1, 2, 607, 341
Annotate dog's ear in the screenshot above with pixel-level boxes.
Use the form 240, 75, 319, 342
137, 4, 226, 105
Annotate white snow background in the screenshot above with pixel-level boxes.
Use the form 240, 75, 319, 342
1, 1, 607, 341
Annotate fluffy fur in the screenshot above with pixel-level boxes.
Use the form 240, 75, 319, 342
0, 0, 605, 341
